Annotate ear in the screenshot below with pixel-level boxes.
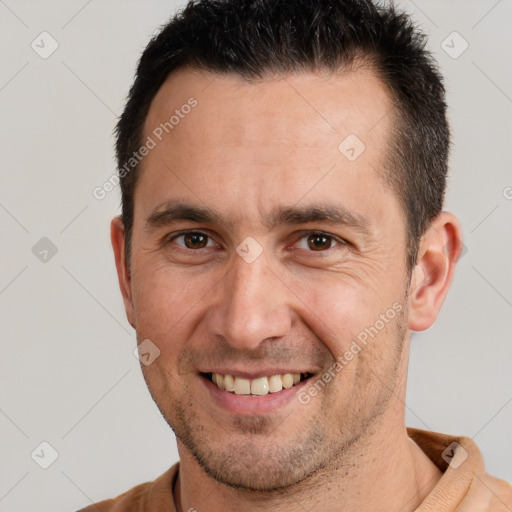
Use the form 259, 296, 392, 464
407, 212, 463, 331
111, 216, 136, 329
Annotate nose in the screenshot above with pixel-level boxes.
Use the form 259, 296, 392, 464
207, 250, 292, 351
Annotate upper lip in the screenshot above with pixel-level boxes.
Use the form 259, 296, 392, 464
200, 368, 313, 380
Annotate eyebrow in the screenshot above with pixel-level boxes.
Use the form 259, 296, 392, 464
145, 201, 372, 235
146, 202, 223, 229
270, 205, 371, 234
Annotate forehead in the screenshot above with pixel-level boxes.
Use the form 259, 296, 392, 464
144, 65, 392, 150
137, 65, 399, 232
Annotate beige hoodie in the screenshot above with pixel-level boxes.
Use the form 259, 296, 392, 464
77, 427, 512, 511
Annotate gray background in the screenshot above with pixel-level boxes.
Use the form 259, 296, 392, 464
0, 0, 511, 510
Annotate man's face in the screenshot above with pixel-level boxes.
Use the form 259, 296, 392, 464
125, 66, 412, 490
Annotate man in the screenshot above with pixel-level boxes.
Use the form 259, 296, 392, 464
80, 0, 512, 510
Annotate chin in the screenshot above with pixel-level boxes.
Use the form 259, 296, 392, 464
172, 404, 335, 492
192, 443, 320, 492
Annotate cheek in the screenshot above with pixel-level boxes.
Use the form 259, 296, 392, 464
130, 264, 206, 355
299, 277, 406, 403
290, 272, 392, 357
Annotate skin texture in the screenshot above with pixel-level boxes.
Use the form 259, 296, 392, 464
111, 66, 462, 511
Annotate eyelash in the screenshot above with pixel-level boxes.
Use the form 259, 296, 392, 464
166, 230, 347, 253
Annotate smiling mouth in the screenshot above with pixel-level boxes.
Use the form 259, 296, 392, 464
201, 372, 314, 396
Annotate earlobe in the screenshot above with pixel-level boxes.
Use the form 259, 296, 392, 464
407, 212, 463, 332
110, 216, 136, 329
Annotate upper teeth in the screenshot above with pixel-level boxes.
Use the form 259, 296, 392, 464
212, 373, 302, 395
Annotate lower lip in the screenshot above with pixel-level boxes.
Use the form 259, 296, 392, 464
200, 375, 311, 415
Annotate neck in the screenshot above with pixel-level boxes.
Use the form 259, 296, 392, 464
173, 407, 443, 512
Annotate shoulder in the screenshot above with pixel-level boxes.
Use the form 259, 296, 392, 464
75, 463, 179, 512
76, 479, 155, 512
481, 473, 512, 511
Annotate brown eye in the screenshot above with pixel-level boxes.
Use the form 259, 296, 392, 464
183, 232, 208, 249
296, 232, 343, 252
172, 232, 213, 249
307, 233, 334, 251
